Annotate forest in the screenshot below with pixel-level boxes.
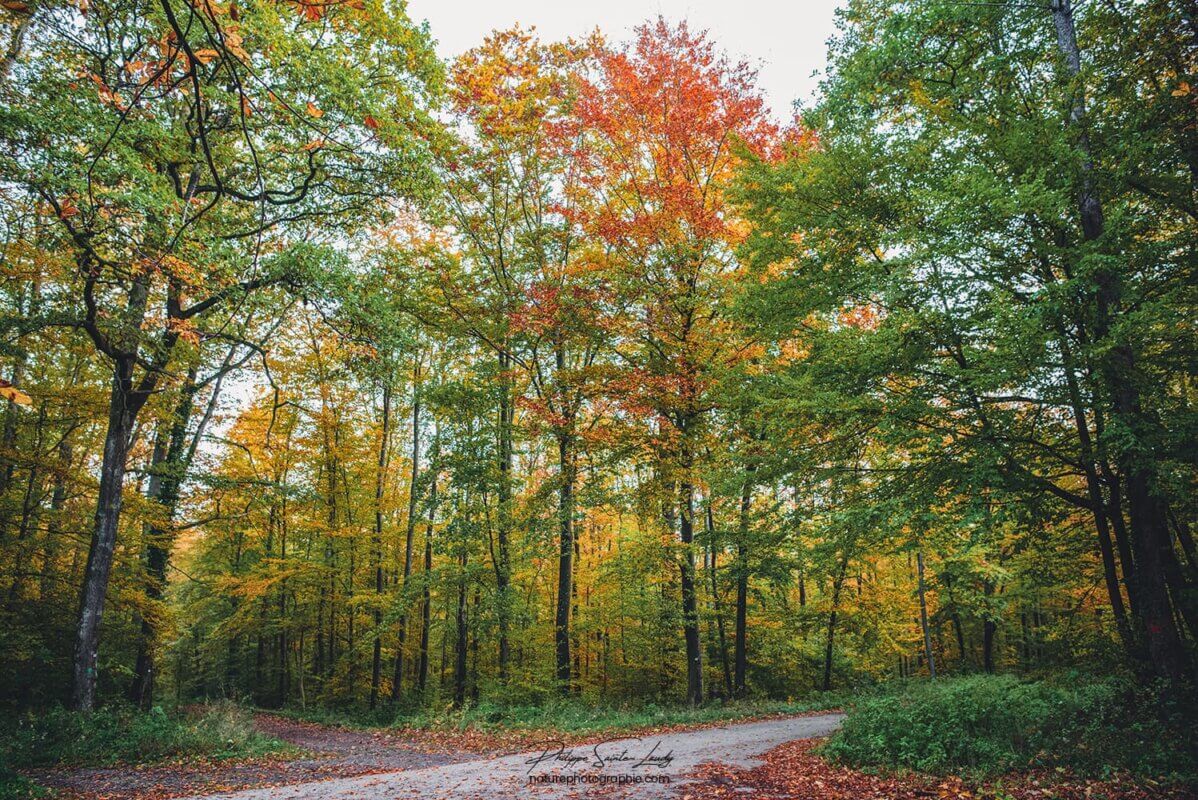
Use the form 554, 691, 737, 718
0, 0, 1195, 796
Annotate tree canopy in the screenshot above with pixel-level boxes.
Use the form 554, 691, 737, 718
0, 0, 1193, 713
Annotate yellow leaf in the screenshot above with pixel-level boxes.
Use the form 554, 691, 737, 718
0, 381, 32, 406
192, 48, 220, 64
1171, 81, 1191, 97
306, 101, 324, 118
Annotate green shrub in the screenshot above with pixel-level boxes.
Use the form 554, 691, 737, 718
277, 694, 847, 736
400, 695, 849, 735
0, 701, 289, 773
822, 674, 1198, 779
0, 775, 49, 800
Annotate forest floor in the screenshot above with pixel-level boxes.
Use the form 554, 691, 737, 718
23, 710, 843, 799
24, 713, 479, 799
24, 710, 1196, 800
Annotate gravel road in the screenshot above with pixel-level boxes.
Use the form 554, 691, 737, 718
183, 712, 845, 800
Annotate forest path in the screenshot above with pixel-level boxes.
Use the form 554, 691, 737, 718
184, 712, 845, 799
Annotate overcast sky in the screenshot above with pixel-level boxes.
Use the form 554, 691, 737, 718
405, 0, 845, 120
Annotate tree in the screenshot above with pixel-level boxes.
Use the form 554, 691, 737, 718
573, 18, 777, 704
734, 0, 1196, 681
0, 0, 441, 708
434, 28, 607, 693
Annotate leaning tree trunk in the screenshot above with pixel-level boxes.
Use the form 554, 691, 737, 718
1054, 331, 1136, 656
73, 358, 144, 710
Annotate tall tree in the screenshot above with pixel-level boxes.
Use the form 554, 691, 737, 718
575, 18, 776, 705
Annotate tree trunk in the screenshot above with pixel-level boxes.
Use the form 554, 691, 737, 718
495, 352, 513, 683
982, 617, 997, 673
129, 366, 203, 708
370, 382, 390, 710
6, 399, 47, 612
1054, 332, 1137, 655
1168, 509, 1198, 578
38, 435, 71, 602
822, 553, 849, 691
554, 431, 574, 694
733, 471, 752, 697
417, 445, 437, 695
129, 431, 168, 709
679, 480, 703, 705
1051, 0, 1188, 679
917, 551, 936, 679
72, 359, 144, 710
393, 365, 420, 702
705, 502, 733, 698
453, 547, 468, 708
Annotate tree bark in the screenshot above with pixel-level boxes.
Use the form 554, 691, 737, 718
679, 480, 703, 705
554, 431, 575, 694
453, 546, 468, 708
129, 365, 204, 708
733, 471, 752, 696
822, 553, 849, 691
917, 551, 937, 679
72, 357, 146, 710
705, 501, 733, 698
495, 352, 513, 684
369, 382, 390, 710
392, 363, 420, 702
417, 440, 437, 695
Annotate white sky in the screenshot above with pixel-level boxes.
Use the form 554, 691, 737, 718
405, 0, 846, 120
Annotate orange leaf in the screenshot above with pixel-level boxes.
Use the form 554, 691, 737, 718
305, 102, 324, 118
296, 0, 321, 21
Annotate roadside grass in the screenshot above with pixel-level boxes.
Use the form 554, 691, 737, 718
822, 673, 1198, 782
0, 701, 293, 775
0, 775, 50, 800
277, 693, 850, 739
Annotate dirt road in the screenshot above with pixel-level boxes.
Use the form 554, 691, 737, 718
182, 713, 845, 799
